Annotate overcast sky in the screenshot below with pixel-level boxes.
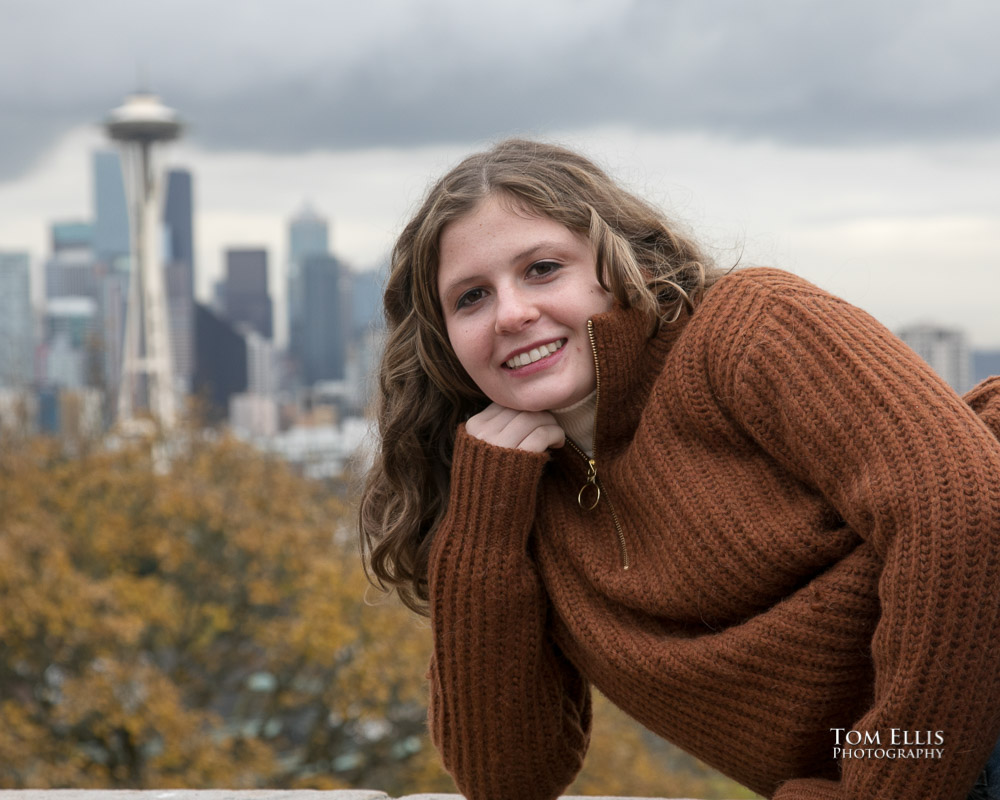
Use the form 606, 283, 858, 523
1, 0, 998, 346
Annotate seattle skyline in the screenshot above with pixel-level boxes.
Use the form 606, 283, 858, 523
1, 0, 998, 346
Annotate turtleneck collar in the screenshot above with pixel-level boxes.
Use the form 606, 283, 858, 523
579, 303, 691, 459
552, 391, 597, 457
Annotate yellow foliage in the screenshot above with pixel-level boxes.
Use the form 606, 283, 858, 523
0, 431, 757, 797
0, 432, 438, 790
572, 693, 763, 798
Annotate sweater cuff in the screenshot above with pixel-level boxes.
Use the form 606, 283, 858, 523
440, 424, 551, 553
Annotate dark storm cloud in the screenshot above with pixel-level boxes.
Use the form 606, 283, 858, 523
2, 0, 998, 181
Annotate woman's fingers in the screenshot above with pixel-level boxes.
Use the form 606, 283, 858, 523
468, 402, 511, 426
466, 403, 518, 440
466, 404, 565, 453
517, 423, 565, 453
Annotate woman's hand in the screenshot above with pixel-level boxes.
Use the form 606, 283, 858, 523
466, 403, 565, 453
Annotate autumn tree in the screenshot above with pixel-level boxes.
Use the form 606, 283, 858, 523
0, 431, 440, 790
572, 694, 763, 799
0, 429, 757, 797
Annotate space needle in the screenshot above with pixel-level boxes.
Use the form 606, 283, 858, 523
105, 91, 182, 431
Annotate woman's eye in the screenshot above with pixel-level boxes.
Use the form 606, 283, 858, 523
528, 260, 560, 278
456, 288, 486, 309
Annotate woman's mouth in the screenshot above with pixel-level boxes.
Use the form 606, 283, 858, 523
503, 339, 566, 370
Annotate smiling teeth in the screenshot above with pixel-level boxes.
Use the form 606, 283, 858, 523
505, 339, 566, 369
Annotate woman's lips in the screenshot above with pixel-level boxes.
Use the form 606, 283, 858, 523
503, 339, 566, 370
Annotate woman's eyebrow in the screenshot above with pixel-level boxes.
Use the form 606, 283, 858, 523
509, 240, 567, 264
440, 272, 489, 307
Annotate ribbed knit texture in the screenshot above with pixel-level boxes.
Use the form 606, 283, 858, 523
426, 268, 1000, 800
552, 390, 597, 456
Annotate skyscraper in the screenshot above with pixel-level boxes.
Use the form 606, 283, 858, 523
289, 205, 329, 265
193, 302, 248, 422
92, 151, 130, 266
51, 221, 94, 253
349, 266, 385, 337
301, 253, 348, 384
44, 297, 100, 388
90, 153, 130, 404
163, 169, 194, 275
288, 206, 329, 357
43, 218, 124, 403
223, 248, 272, 339
897, 323, 972, 394
347, 264, 386, 409
46, 218, 103, 297
0, 252, 34, 388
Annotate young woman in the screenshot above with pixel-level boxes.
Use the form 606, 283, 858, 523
359, 138, 1000, 800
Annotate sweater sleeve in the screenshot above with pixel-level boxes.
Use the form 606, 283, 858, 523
711, 273, 1000, 800
426, 425, 592, 800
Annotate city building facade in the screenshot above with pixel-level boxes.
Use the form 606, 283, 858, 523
897, 323, 973, 394
222, 248, 273, 340
288, 206, 330, 372
194, 303, 248, 422
301, 253, 349, 384
92, 150, 130, 266
0, 252, 34, 388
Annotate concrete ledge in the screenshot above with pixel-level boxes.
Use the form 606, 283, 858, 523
0, 792, 693, 800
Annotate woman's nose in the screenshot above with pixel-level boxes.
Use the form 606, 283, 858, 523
494, 286, 539, 333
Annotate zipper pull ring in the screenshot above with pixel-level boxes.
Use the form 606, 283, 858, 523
577, 458, 601, 510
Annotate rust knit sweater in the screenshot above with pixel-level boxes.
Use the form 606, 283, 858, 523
426, 268, 1000, 800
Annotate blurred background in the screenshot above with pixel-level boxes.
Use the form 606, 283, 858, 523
0, 0, 997, 794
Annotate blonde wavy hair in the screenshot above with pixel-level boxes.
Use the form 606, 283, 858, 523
359, 138, 725, 615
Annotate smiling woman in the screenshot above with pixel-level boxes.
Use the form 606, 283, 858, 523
358, 139, 1000, 800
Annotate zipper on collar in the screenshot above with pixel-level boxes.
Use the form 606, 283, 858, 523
565, 320, 630, 571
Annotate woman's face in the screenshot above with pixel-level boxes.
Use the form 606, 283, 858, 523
436, 196, 613, 412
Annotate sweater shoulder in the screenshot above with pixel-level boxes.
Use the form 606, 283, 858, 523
684, 267, 882, 408
695, 267, 864, 348
706, 266, 838, 306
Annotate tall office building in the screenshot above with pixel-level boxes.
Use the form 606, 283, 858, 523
289, 205, 328, 264
288, 206, 329, 357
194, 302, 248, 422
45, 251, 100, 300
92, 150, 130, 266
223, 248, 272, 339
346, 264, 386, 408
43, 221, 103, 393
163, 168, 195, 392
897, 323, 972, 394
44, 218, 125, 399
0, 252, 34, 388
163, 170, 194, 276
51, 221, 94, 253
301, 253, 349, 384
44, 297, 101, 388
349, 266, 384, 336
91, 152, 130, 403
